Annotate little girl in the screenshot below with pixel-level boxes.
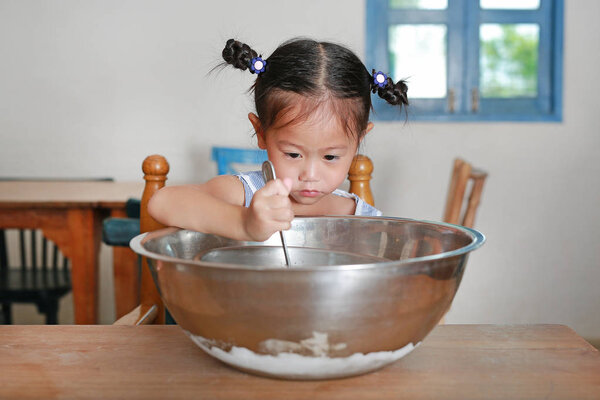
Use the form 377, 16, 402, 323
149, 38, 408, 242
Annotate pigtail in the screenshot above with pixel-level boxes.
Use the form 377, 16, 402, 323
222, 39, 259, 71
370, 69, 409, 109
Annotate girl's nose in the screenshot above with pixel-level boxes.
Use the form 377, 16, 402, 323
299, 160, 319, 182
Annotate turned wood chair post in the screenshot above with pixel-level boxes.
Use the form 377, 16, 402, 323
439, 158, 488, 324
138, 155, 169, 324
442, 158, 488, 229
348, 155, 374, 206
461, 170, 487, 228
443, 159, 472, 225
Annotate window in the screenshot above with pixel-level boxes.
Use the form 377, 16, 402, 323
366, 0, 563, 121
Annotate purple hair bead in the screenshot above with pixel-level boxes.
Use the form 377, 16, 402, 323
373, 71, 388, 88
250, 57, 267, 74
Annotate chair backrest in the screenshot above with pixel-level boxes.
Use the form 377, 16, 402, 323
438, 158, 487, 325
211, 146, 375, 206
138, 155, 170, 324
0, 229, 69, 276
121, 153, 375, 325
211, 147, 268, 175
348, 155, 374, 206
442, 158, 488, 229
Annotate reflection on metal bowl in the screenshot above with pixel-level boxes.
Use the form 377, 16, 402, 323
196, 246, 389, 268
130, 216, 485, 380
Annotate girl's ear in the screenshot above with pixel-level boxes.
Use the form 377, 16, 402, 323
248, 113, 267, 149
364, 122, 374, 138
359, 122, 375, 144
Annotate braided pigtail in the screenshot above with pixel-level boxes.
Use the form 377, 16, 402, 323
370, 69, 409, 110
222, 39, 266, 74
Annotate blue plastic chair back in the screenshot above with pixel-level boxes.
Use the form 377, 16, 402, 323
211, 147, 268, 175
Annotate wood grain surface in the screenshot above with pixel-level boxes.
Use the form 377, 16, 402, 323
0, 324, 598, 399
0, 181, 144, 208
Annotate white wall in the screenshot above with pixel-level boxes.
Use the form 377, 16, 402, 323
1, 1, 598, 343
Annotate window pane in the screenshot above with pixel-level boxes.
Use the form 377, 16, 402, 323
389, 24, 447, 98
480, 24, 539, 98
480, 0, 540, 10
389, 0, 447, 10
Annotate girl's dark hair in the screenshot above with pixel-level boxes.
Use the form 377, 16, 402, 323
222, 38, 408, 140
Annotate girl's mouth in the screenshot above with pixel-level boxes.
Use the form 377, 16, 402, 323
299, 190, 320, 198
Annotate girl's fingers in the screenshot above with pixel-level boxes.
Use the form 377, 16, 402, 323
277, 221, 292, 231
248, 179, 294, 238
267, 195, 292, 210
270, 207, 294, 222
260, 179, 291, 197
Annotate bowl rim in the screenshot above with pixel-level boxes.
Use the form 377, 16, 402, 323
129, 215, 485, 271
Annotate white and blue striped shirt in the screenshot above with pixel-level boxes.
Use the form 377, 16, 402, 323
236, 170, 382, 217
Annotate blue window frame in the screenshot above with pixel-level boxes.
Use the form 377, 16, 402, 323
366, 0, 563, 121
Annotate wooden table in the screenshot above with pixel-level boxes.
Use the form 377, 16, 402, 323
0, 324, 598, 399
0, 181, 144, 324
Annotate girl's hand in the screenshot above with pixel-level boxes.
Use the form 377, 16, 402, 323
244, 178, 294, 241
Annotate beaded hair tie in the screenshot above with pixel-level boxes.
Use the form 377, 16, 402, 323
250, 57, 267, 74
371, 70, 390, 92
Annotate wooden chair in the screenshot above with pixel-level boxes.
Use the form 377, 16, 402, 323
112, 153, 375, 325
102, 198, 141, 319
0, 229, 70, 324
438, 158, 487, 324
394, 158, 487, 268
443, 158, 488, 229
209, 147, 374, 205
211, 147, 268, 175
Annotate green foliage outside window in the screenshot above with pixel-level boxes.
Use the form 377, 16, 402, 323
480, 25, 539, 98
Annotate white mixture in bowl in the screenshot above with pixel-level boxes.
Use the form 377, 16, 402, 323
185, 330, 419, 380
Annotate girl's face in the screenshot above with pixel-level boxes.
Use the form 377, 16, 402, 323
250, 108, 373, 207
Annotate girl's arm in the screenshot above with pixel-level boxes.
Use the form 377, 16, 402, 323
147, 175, 292, 241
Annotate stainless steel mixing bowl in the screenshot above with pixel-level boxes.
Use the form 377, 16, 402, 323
130, 216, 485, 380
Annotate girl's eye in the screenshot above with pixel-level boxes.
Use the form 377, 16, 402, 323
286, 153, 301, 159
324, 155, 339, 161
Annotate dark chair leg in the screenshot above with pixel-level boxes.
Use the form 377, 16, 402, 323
44, 299, 59, 325
1, 302, 12, 324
